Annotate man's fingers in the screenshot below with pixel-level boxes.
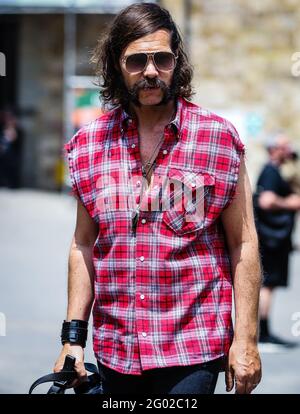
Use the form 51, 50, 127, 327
53, 364, 63, 373
234, 378, 247, 394
70, 378, 85, 388
225, 365, 234, 392
234, 374, 261, 394
235, 374, 260, 394
75, 360, 88, 380
244, 381, 254, 394
67, 361, 87, 388
245, 374, 261, 394
239, 367, 261, 394
53, 358, 87, 389
245, 382, 257, 394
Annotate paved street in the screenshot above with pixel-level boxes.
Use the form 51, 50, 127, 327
0, 189, 299, 394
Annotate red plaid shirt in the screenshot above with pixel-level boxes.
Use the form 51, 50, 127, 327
64, 97, 245, 375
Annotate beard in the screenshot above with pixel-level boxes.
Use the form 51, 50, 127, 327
125, 75, 177, 107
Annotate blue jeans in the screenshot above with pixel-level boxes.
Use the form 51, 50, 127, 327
97, 357, 222, 394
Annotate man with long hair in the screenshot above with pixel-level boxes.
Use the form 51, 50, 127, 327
54, 3, 262, 394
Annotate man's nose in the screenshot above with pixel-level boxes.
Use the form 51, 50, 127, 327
143, 56, 159, 78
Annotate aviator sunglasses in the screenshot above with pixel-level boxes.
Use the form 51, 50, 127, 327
121, 51, 178, 74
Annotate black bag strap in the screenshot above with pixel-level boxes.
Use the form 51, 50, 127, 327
84, 363, 99, 375
29, 371, 77, 394
29, 354, 100, 394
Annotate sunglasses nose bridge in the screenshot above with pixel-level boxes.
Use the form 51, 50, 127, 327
143, 53, 159, 74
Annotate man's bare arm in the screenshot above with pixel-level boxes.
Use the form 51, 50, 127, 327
53, 199, 98, 385
259, 191, 300, 211
66, 200, 98, 321
221, 155, 262, 394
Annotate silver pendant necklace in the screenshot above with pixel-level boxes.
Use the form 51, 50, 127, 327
130, 106, 177, 235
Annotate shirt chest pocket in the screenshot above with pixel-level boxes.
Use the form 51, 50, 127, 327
162, 167, 215, 236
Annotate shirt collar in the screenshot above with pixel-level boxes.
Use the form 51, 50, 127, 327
169, 97, 183, 134
119, 106, 131, 130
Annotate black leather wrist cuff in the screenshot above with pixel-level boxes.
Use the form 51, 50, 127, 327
61, 320, 88, 348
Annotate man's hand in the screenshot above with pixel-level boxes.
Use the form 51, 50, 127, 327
225, 340, 262, 394
53, 343, 87, 388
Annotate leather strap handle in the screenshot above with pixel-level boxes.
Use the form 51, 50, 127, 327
29, 371, 77, 394
29, 356, 100, 394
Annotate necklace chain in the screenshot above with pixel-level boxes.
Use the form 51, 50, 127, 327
132, 133, 164, 236
141, 131, 165, 175
131, 108, 176, 235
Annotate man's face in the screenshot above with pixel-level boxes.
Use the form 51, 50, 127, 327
119, 29, 175, 107
272, 136, 291, 164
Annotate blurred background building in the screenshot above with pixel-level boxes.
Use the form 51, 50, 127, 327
0, 0, 299, 190
0, 0, 151, 190
163, 0, 300, 186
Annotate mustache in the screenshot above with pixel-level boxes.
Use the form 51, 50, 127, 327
125, 77, 174, 107
129, 78, 168, 93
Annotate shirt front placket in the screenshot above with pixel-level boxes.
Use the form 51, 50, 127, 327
123, 117, 180, 370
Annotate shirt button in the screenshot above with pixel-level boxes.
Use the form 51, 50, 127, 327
142, 332, 147, 337
140, 294, 145, 300
140, 256, 145, 262
163, 149, 168, 155
191, 182, 196, 188
141, 219, 146, 224
131, 143, 136, 149
136, 181, 141, 187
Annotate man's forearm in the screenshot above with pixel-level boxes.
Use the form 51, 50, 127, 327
230, 238, 262, 342
66, 238, 95, 321
259, 191, 300, 211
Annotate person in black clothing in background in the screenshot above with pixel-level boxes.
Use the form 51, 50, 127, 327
254, 134, 300, 349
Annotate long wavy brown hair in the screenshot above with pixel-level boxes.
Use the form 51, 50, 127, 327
91, 2, 194, 109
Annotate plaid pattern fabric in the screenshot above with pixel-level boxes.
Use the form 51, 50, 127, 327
64, 97, 245, 375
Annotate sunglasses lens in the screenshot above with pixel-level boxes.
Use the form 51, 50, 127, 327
154, 52, 175, 71
125, 53, 148, 73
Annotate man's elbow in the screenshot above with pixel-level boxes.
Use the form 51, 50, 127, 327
227, 227, 259, 253
71, 234, 96, 252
